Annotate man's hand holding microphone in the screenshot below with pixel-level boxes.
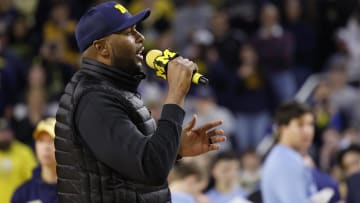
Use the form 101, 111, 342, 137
146, 49, 208, 107
146, 49, 226, 157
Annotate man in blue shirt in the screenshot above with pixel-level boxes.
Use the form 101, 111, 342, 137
206, 151, 249, 203
12, 118, 58, 203
170, 162, 205, 203
261, 101, 316, 203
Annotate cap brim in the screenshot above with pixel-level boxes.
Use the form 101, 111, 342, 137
114, 8, 150, 32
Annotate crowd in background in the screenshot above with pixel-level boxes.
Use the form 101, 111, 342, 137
1, 0, 360, 202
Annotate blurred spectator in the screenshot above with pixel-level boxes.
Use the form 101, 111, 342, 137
284, 0, 316, 85
326, 56, 357, 128
239, 149, 261, 194
170, 161, 208, 203
0, 24, 26, 118
338, 145, 360, 178
12, 88, 48, 149
39, 42, 75, 101
337, 145, 360, 203
300, 121, 342, 203
319, 128, 341, 172
42, 1, 78, 66
303, 155, 342, 203
8, 15, 35, 63
209, 11, 246, 68
0, 0, 18, 29
128, 0, 174, 47
253, 3, 297, 102
184, 86, 234, 151
228, 43, 275, 151
183, 29, 214, 75
217, 0, 263, 34
310, 81, 344, 148
12, 118, 58, 203
206, 151, 249, 203
0, 118, 37, 203
261, 102, 317, 203
206, 11, 246, 108
12, 0, 38, 26
174, 0, 213, 52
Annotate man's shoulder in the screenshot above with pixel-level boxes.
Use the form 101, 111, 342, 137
12, 177, 37, 201
263, 145, 303, 171
10, 141, 34, 156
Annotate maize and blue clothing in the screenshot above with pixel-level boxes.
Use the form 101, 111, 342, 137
11, 166, 58, 203
261, 144, 317, 203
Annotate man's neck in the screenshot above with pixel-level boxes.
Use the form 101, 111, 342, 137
278, 140, 300, 153
169, 181, 194, 194
215, 181, 236, 193
41, 164, 57, 184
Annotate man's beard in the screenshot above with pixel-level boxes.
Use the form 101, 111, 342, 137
111, 47, 143, 75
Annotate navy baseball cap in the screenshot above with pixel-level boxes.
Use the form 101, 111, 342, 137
75, 1, 150, 52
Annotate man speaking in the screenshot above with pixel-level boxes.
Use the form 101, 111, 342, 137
54, 1, 226, 203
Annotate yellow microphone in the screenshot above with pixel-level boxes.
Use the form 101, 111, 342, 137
145, 49, 209, 85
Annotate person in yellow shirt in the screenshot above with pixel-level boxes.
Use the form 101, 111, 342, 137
0, 118, 37, 203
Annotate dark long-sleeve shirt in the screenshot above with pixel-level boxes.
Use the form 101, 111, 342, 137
75, 91, 185, 185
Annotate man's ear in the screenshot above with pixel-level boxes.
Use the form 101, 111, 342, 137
93, 39, 110, 57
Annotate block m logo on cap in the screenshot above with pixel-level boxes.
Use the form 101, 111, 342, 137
114, 4, 127, 14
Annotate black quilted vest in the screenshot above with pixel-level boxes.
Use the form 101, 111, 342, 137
55, 59, 171, 203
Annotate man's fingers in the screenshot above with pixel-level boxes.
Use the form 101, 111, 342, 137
209, 135, 227, 144
209, 144, 221, 151
194, 120, 223, 132
184, 114, 197, 131
207, 129, 224, 137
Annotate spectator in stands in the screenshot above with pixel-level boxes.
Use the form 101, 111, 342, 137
174, 0, 213, 52
0, 0, 18, 29
0, 23, 26, 118
128, 0, 175, 48
39, 42, 75, 101
42, 1, 78, 66
228, 42, 274, 151
326, 56, 357, 125
337, 145, 360, 203
209, 11, 246, 68
8, 15, 35, 63
170, 161, 209, 203
253, 3, 296, 102
299, 117, 342, 203
216, 0, 262, 34
185, 86, 234, 151
0, 118, 37, 203
14, 89, 47, 149
261, 101, 317, 203
310, 81, 344, 148
239, 149, 261, 194
303, 155, 342, 203
319, 128, 341, 172
12, 117, 58, 203
284, 0, 316, 85
206, 151, 249, 203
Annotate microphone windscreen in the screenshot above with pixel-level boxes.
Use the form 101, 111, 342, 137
145, 49, 162, 69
